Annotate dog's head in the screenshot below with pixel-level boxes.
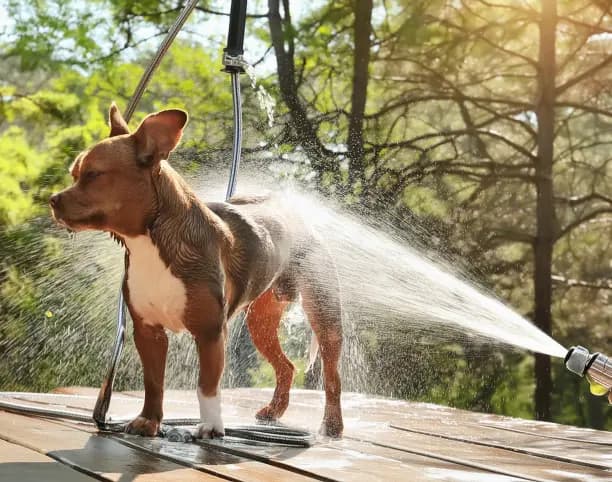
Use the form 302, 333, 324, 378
49, 103, 188, 236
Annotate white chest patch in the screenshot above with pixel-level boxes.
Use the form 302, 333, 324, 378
125, 235, 187, 332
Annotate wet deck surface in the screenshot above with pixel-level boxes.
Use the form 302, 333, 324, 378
0, 388, 610, 481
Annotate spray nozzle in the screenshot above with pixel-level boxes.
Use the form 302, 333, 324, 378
565, 345, 590, 376
565, 346, 612, 399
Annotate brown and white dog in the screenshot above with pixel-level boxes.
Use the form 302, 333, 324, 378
49, 104, 343, 438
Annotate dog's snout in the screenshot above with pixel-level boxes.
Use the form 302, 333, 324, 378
49, 193, 61, 209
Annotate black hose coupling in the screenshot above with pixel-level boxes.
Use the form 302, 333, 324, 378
223, 0, 248, 73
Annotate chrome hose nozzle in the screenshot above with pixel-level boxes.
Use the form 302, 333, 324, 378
565, 346, 612, 399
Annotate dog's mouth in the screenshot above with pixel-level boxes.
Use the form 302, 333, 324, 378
51, 208, 106, 232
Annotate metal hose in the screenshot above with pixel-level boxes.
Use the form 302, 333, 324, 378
225, 72, 242, 200
93, 282, 126, 426
123, 0, 200, 124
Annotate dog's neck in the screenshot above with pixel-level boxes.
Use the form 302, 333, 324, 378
131, 161, 233, 264
151, 161, 197, 224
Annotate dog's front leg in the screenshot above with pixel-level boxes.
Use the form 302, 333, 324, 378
194, 330, 225, 438
186, 290, 227, 439
126, 319, 168, 436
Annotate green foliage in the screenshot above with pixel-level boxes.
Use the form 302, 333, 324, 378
0, 127, 43, 224
6, 0, 111, 69
249, 358, 306, 389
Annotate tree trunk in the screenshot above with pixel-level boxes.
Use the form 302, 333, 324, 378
268, 0, 331, 173
347, 0, 372, 186
533, 0, 557, 421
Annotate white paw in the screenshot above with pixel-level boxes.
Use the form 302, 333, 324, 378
195, 422, 225, 439
196, 389, 224, 438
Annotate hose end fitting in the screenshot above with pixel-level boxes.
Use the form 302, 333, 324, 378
222, 51, 246, 73
565, 345, 612, 399
565, 345, 590, 376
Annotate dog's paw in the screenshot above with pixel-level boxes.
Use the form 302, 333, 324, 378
125, 416, 160, 437
319, 417, 343, 439
194, 422, 225, 439
196, 389, 224, 439
255, 405, 279, 422
254, 393, 290, 422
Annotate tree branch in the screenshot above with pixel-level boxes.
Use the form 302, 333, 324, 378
556, 54, 612, 96
557, 208, 612, 240
555, 193, 612, 207
347, 0, 373, 185
552, 275, 612, 291
267, 0, 333, 171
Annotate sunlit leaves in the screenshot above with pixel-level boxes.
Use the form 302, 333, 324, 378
0, 127, 43, 225
6, 0, 114, 69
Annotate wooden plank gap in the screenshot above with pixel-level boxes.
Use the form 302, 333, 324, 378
479, 423, 612, 447
344, 435, 544, 482
390, 424, 610, 471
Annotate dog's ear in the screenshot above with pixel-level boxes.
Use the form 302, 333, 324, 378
109, 102, 130, 137
132, 109, 188, 167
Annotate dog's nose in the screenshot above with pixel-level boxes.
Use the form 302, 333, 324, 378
49, 193, 61, 209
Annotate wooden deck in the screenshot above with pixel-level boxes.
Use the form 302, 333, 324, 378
0, 388, 610, 481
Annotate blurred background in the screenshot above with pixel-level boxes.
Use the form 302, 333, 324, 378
0, 0, 610, 429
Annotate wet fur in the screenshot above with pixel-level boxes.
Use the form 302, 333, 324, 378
49, 104, 344, 438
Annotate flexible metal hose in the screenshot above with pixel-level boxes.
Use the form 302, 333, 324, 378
225, 72, 243, 200
123, 0, 200, 124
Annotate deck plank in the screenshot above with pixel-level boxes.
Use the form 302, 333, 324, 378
0, 438, 94, 481
204, 389, 612, 482
0, 400, 319, 482
0, 411, 223, 481
2, 389, 611, 482
389, 422, 612, 470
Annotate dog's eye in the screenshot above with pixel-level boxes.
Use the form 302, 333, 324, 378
84, 170, 101, 181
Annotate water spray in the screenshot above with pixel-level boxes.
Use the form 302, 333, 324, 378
565, 346, 612, 402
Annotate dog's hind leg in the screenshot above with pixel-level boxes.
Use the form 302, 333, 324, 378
298, 246, 344, 438
246, 289, 293, 421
